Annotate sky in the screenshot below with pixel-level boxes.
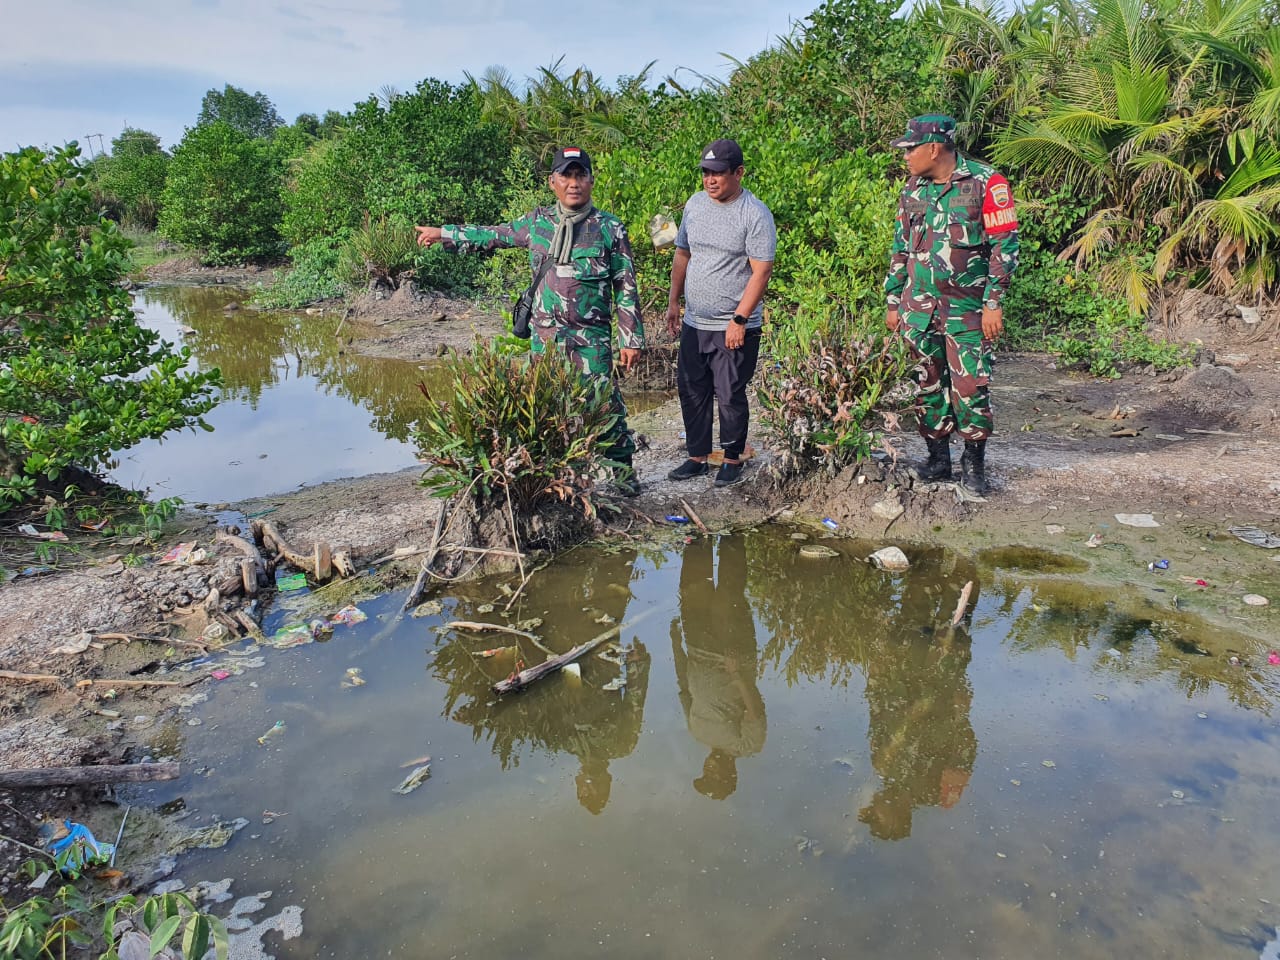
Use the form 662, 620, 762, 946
0, 0, 819, 156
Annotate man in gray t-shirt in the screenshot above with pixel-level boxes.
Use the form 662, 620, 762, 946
665, 138, 776, 488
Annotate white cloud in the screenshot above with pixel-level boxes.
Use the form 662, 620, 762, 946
0, 0, 813, 150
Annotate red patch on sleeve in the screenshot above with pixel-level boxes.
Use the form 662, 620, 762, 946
982, 174, 1018, 234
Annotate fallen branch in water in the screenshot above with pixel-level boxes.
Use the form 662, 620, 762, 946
447, 621, 540, 641
492, 609, 655, 696
951, 580, 975, 627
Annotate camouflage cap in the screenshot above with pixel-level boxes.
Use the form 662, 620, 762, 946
890, 114, 957, 148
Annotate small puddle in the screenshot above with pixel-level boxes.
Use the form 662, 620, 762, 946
145, 527, 1280, 959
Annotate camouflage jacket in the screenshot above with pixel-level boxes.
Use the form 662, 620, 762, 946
442, 207, 644, 349
885, 154, 1019, 331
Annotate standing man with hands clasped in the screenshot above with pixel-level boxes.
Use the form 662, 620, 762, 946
666, 139, 776, 488
415, 147, 645, 496
884, 114, 1018, 497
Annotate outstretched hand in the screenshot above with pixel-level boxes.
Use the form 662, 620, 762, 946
415, 226, 442, 248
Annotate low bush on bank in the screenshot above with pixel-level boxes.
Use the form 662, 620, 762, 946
759, 311, 911, 476
413, 341, 618, 520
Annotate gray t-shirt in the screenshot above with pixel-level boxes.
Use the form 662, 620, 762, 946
676, 187, 777, 331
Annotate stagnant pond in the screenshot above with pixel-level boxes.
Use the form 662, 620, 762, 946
115, 286, 432, 503
138, 527, 1280, 959
117, 286, 668, 505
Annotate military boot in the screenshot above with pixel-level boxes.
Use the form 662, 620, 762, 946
611, 456, 641, 498
960, 440, 989, 496
910, 436, 953, 482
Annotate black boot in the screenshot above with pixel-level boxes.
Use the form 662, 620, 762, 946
611, 456, 640, 497
960, 440, 989, 496
910, 436, 953, 482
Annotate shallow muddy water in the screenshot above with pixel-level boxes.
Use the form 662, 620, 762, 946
116, 286, 671, 505
116, 286, 431, 503
140, 527, 1280, 959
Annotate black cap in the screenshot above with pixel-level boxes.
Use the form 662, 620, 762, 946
698, 139, 744, 172
550, 146, 592, 175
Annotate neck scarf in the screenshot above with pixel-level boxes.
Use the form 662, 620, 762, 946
549, 201, 594, 265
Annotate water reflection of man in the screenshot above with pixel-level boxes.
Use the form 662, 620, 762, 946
671, 536, 766, 800
859, 550, 979, 840
445, 551, 649, 816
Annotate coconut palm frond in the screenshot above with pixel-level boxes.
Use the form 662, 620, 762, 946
1215, 144, 1280, 199
1100, 251, 1157, 314
1061, 206, 1130, 268
994, 122, 1110, 194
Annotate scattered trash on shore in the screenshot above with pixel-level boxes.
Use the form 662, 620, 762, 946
1228, 525, 1280, 549
869, 546, 910, 571
1116, 513, 1160, 528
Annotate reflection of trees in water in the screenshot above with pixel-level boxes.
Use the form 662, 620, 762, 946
138, 287, 448, 442
432, 551, 649, 814
998, 579, 1274, 713
746, 529, 895, 688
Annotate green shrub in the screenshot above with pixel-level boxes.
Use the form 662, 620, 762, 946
1045, 300, 1188, 378
414, 341, 618, 517
253, 236, 348, 308
93, 127, 169, 229
339, 214, 419, 288
159, 121, 284, 264
0, 145, 222, 508
758, 312, 911, 475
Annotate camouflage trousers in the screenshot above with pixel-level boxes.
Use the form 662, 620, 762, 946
530, 323, 635, 460
899, 318, 994, 441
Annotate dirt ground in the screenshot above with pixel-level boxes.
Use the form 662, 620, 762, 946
1, 283, 1277, 903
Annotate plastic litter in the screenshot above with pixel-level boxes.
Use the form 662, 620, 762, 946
330, 604, 367, 625
158, 541, 197, 564
648, 213, 678, 249
40, 820, 114, 877
275, 571, 308, 592
270, 623, 313, 649
1115, 513, 1160, 528
869, 546, 910, 571
1228, 525, 1280, 549
341, 667, 366, 688
210, 669, 231, 681
822, 518, 839, 531
257, 720, 285, 745
1243, 594, 1270, 606
1269, 652, 1280, 666
1147, 559, 1170, 571
394, 763, 432, 795
17, 524, 69, 542
666, 515, 690, 524
1086, 533, 1104, 548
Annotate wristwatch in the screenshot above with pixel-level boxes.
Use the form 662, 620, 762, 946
731, 314, 748, 326
984, 299, 1001, 311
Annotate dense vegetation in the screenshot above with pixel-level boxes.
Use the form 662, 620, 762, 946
0, 146, 221, 510
7, 0, 1276, 509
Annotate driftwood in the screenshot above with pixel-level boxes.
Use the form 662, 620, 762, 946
492, 610, 655, 696
241, 558, 259, 596
74, 678, 183, 689
0, 670, 62, 685
448, 621, 542, 641
215, 529, 266, 583
401, 505, 449, 615
951, 580, 975, 627
0, 762, 180, 789
252, 519, 349, 582
679, 498, 709, 535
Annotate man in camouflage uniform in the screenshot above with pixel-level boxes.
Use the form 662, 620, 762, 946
416, 146, 645, 495
884, 114, 1019, 496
